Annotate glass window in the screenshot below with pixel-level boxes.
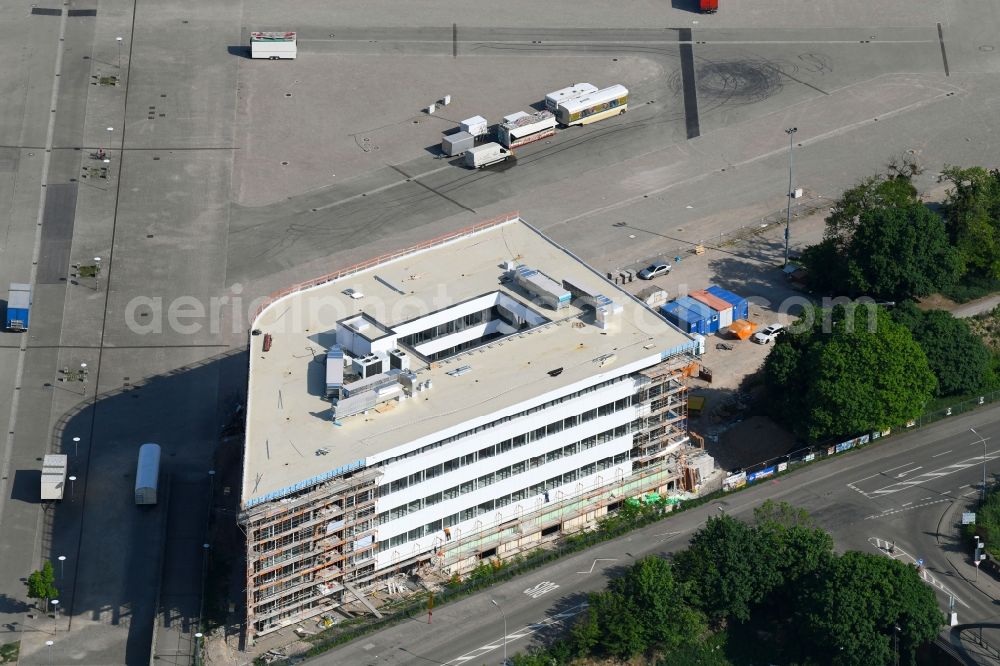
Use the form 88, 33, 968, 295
581, 436, 597, 450
546, 450, 561, 464
599, 403, 613, 417
477, 500, 494, 515
425, 492, 443, 506
532, 427, 546, 442
498, 439, 513, 453
444, 513, 460, 528
529, 456, 544, 469
408, 471, 423, 485
460, 481, 475, 494
461, 508, 475, 521
496, 466, 511, 480
530, 483, 544, 496
547, 420, 563, 436
563, 415, 579, 429
512, 461, 527, 475
461, 453, 476, 466
408, 500, 422, 513
426, 464, 443, 479
444, 485, 460, 500
582, 409, 597, 423
444, 458, 460, 473
408, 528, 423, 542
478, 444, 496, 459
563, 442, 578, 456
496, 495, 511, 507
564, 469, 579, 483
478, 472, 495, 487
512, 434, 527, 448
512, 488, 527, 501
426, 519, 442, 533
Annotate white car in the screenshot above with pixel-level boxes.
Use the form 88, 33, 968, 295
752, 323, 784, 344
638, 262, 671, 280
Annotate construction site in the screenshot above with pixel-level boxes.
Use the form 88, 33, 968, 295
237, 215, 718, 641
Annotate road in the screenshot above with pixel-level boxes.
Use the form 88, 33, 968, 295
313, 405, 1000, 666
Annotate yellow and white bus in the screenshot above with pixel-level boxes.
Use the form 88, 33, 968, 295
555, 84, 628, 126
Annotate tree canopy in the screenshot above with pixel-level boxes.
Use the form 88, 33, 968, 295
764, 305, 936, 442
26, 560, 58, 610
942, 166, 1000, 279
891, 301, 992, 396
510, 504, 942, 666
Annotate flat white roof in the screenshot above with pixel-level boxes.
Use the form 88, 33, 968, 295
243, 216, 693, 507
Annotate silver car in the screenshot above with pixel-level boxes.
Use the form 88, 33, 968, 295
638, 262, 671, 279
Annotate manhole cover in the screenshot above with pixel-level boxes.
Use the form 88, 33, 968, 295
980, 45, 995, 52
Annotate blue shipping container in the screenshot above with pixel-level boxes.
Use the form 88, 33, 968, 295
706, 285, 749, 321
676, 296, 720, 334
661, 301, 707, 335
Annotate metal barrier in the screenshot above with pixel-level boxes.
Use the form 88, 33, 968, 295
250, 212, 520, 324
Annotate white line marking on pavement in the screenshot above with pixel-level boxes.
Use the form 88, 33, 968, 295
444, 602, 589, 665
865, 498, 950, 519
523, 581, 559, 598
901, 502, 912, 507
868, 537, 967, 608
577, 558, 618, 574
897, 466, 923, 478
857, 454, 1000, 497
885, 463, 919, 473
932, 450, 953, 458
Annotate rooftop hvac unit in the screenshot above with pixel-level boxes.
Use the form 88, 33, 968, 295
388, 348, 409, 371
353, 354, 383, 379
326, 346, 345, 398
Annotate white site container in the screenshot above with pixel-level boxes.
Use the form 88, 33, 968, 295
460, 115, 488, 137
251, 31, 297, 59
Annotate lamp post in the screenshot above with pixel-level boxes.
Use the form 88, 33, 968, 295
57, 555, 66, 580
116, 37, 123, 69
45, 640, 53, 666
194, 631, 203, 665
68, 476, 77, 500
971, 428, 988, 501
490, 599, 507, 666
72, 436, 80, 456
52, 599, 59, 633
783, 127, 798, 267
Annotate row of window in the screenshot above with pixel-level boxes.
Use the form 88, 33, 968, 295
380, 422, 632, 525
399, 306, 496, 347
383, 397, 633, 497
376, 375, 632, 468
378, 451, 631, 551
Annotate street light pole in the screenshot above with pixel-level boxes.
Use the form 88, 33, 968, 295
784, 127, 798, 267
116, 37, 123, 69
491, 599, 507, 665
971, 428, 988, 502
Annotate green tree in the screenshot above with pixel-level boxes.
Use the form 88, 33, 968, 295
586, 589, 647, 658
823, 175, 919, 250
673, 515, 773, 623
753, 501, 835, 586
942, 166, 1000, 279
764, 305, 936, 442
798, 552, 943, 666
609, 556, 706, 651
26, 561, 58, 611
891, 302, 991, 395
844, 204, 961, 300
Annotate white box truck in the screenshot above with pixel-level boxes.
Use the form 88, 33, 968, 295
464, 143, 512, 169
135, 443, 161, 505
251, 31, 297, 59
41, 454, 67, 501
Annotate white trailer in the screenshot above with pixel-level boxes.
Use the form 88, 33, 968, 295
41, 454, 67, 501
251, 31, 297, 59
135, 443, 161, 505
556, 84, 628, 126
497, 110, 557, 148
544, 83, 598, 112
464, 143, 512, 169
